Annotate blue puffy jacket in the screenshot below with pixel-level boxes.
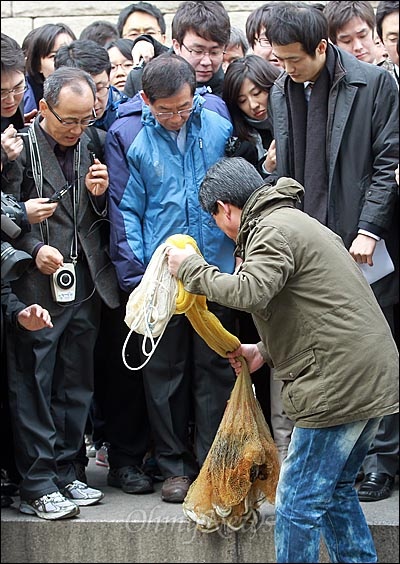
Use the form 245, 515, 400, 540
105, 90, 235, 292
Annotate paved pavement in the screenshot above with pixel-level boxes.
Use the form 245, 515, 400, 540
1, 458, 399, 563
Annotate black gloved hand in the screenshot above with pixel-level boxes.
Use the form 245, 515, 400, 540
224, 137, 259, 166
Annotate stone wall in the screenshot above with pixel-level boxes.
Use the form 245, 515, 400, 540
0, 0, 354, 46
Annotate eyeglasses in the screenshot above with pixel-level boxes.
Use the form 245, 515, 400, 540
123, 29, 162, 40
154, 107, 193, 120
45, 101, 97, 127
255, 37, 271, 48
110, 62, 134, 73
96, 85, 110, 99
1, 83, 28, 100
181, 43, 225, 60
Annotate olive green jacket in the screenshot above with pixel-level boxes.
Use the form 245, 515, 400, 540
177, 177, 399, 428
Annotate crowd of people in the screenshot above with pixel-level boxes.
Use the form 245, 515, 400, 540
1, 1, 398, 562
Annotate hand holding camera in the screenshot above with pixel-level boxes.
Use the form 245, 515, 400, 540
1, 124, 24, 162
34, 246, 76, 303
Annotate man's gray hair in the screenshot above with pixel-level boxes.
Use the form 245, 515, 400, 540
199, 157, 265, 215
43, 66, 96, 107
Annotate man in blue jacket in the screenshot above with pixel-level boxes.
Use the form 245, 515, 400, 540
105, 53, 236, 503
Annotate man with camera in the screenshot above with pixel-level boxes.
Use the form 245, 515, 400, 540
2, 67, 120, 520
1, 177, 53, 509
1, 190, 53, 338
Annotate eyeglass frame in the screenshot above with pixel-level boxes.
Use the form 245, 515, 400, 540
123, 29, 162, 40
153, 107, 194, 120
255, 37, 271, 48
45, 101, 97, 127
181, 43, 226, 60
1, 83, 28, 100
110, 62, 134, 73
95, 85, 110, 99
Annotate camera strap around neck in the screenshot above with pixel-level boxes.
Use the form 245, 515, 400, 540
28, 123, 81, 264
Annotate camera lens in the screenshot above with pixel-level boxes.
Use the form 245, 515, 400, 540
1, 241, 32, 282
56, 269, 74, 289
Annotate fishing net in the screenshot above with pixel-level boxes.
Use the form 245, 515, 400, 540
124, 234, 280, 531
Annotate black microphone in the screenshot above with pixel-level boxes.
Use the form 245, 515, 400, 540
87, 142, 96, 166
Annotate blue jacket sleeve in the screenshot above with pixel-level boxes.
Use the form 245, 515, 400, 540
105, 118, 146, 292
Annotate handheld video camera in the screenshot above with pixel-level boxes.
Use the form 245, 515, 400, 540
1, 192, 32, 282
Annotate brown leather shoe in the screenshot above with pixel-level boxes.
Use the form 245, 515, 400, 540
161, 476, 192, 503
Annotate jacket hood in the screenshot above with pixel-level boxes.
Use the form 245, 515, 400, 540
236, 177, 304, 255
116, 92, 144, 118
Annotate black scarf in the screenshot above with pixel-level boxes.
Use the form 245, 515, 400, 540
286, 44, 336, 225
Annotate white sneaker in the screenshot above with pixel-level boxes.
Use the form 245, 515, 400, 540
20, 491, 79, 520
62, 480, 104, 506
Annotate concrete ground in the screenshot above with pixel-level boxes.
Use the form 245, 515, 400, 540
1, 458, 399, 563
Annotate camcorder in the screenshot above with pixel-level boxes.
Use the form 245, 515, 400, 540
1, 192, 32, 282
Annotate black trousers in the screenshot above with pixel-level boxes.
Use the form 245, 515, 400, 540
93, 293, 150, 469
7, 264, 101, 501
139, 302, 236, 479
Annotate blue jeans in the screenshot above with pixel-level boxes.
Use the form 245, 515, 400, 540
275, 418, 382, 563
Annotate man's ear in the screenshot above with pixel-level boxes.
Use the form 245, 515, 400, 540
217, 200, 231, 218
38, 98, 47, 115
140, 90, 150, 105
317, 39, 328, 55
171, 38, 180, 55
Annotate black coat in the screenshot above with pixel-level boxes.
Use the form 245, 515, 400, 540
268, 45, 399, 308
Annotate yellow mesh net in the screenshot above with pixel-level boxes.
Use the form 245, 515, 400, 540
165, 234, 280, 532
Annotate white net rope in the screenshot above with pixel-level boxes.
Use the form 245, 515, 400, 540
123, 243, 177, 370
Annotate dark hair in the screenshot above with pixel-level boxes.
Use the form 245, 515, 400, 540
1, 33, 25, 74
104, 38, 135, 61
21, 28, 40, 57
222, 55, 280, 142
323, 1, 375, 44
141, 53, 196, 102
117, 1, 166, 37
199, 157, 264, 215
172, 1, 230, 47
264, 2, 329, 56
43, 67, 96, 107
54, 39, 111, 76
245, 3, 276, 48
24, 23, 76, 80
79, 20, 119, 46
375, 1, 399, 42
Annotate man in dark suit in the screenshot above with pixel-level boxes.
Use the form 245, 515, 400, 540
2, 67, 120, 520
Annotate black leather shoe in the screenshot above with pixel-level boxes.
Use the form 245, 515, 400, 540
108, 466, 154, 494
161, 476, 192, 503
357, 472, 395, 502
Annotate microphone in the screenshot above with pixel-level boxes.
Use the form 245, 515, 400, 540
87, 142, 96, 166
